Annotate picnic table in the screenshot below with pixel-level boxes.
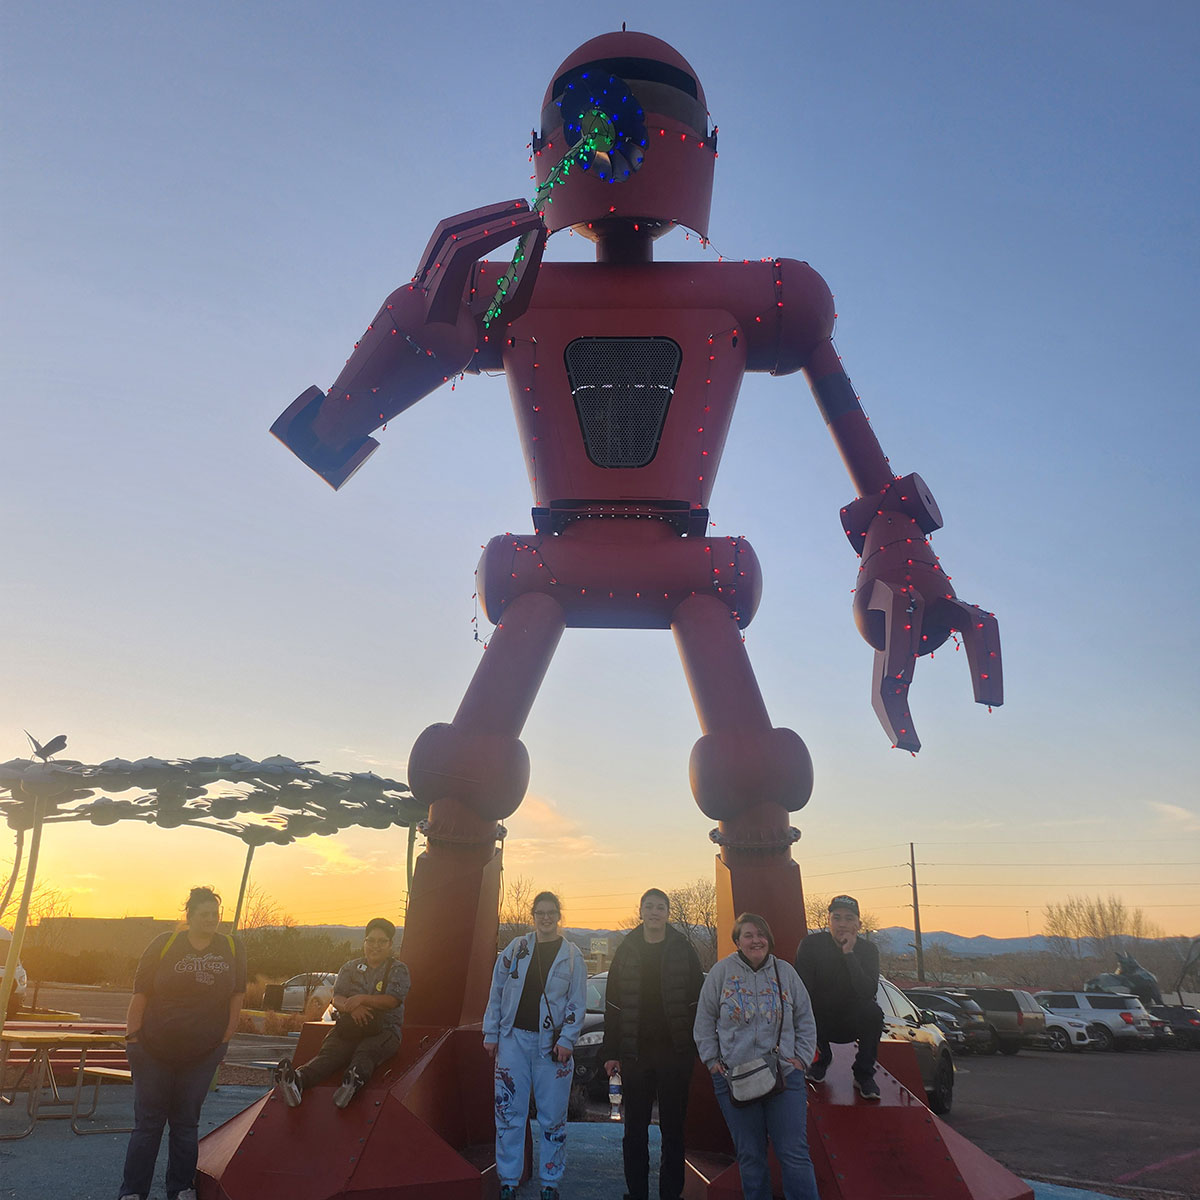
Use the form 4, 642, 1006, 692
0, 1026, 128, 1140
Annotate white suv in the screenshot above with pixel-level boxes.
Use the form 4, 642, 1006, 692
2, 958, 28, 1020
1036, 991, 1154, 1051
1042, 1011, 1094, 1052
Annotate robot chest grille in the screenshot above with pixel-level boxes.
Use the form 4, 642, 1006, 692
564, 336, 682, 468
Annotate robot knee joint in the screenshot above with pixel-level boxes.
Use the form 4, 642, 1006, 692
689, 727, 812, 821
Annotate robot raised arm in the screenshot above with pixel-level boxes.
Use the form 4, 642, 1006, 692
775, 267, 1003, 751
271, 200, 545, 489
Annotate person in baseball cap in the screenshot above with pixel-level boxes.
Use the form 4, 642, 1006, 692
793, 895, 884, 1099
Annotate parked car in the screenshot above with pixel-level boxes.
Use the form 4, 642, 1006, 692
1042, 1011, 1094, 1053
1035, 991, 1154, 1052
1148, 1004, 1200, 1050
1145, 1015, 1175, 1050
927, 1010, 967, 1052
1, 957, 27, 1021
280, 972, 337, 1013
877, 978, 955, 1114
568, 972, 610, 1116
959, 987, 1047, 1054
902, 989, 996, 1054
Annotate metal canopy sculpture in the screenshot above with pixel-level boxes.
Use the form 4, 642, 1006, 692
242, 27, 1012, 1200
0, 753, 423, 843
0, 754, 425, 1025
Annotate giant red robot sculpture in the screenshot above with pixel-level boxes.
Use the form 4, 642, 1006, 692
201, 29, 1013, 1200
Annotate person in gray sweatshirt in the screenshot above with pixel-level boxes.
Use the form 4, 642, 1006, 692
693, 912, 819, 1200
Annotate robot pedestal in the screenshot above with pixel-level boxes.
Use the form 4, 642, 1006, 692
683, 1045, 1033, 1199
199, 843, 1033, 1200
681, 852, 1033, 1200
197, 1024, 500, 1200
198, 844, 507, 1199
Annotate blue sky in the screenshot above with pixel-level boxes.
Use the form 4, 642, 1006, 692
2, 1, 1198, 934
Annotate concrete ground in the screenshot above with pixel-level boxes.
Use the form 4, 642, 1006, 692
0, 1082, 1126, 1200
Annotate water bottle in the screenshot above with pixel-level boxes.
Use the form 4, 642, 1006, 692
608, 1069, 622, 1121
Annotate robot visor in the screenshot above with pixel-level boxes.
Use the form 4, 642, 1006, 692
541, 56, 708, 139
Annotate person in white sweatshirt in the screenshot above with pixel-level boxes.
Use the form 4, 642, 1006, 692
693, 912, 819, 1200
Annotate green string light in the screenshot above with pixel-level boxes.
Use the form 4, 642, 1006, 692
482, 107, 617, 329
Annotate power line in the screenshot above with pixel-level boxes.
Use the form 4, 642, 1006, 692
918, 861, 1199, 868
804, 864, 906, 879
913, 838, 1199, 845
922, 881, 1199, 888
924, 902, 1200, 910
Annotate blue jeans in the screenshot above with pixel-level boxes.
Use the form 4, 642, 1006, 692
712, 1068, 819, 1200
119, 1039, 226, 1200
494, 1028, 573, 1187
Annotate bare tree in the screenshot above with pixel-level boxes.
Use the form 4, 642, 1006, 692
923, 939, 960, 984
803, 892, 879, 939
1043, 894, 1163, 965
498, 874, 535, 947
803, 892, 830, 936
239, 883, 293, 932
4, 880, 71, 945
668, 879, 719, 969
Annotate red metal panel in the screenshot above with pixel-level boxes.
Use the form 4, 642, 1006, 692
398, 848, 503, 1028
478, 525, 762, 630
503, 306, 747, 510
810, 1103, 976, 1199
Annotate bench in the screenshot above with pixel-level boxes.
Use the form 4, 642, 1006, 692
71, 1062, 134, 1134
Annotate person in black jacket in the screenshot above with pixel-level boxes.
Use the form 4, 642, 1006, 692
602, 888, 704, 1200
793, 894, 884, 1100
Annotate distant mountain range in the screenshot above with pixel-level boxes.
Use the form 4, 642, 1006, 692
870, 928, 1053, 957
276, 924, 1104, 959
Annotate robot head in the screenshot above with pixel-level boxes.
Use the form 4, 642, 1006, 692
533, 31, 715, 242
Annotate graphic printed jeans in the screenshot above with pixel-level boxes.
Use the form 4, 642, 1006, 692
494, 1027, 573, 1187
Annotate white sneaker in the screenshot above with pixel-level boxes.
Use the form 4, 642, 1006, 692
273, 1058, 303, 1107
332, 1066, 366, 1108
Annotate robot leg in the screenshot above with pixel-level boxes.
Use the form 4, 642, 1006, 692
402, 590, 566, 1026
671, 593, 812, 959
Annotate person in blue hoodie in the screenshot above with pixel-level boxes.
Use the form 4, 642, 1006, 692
694, 912, 819, 1200
484, 891, 587, 1200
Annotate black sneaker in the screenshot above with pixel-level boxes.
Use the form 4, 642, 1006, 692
498, 1188, 517, 1200
540, 1188, 560, 1200
806, 1059, 829, 1083
854, 1073, 881, 1101
332, 1066, 367, 1108
273, 1059, 303, 1108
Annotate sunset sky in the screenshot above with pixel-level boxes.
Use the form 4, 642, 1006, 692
3, 2, 1197, 941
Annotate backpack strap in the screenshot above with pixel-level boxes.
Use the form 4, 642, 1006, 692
160, 930, 237, 959
374, 958, 395, 994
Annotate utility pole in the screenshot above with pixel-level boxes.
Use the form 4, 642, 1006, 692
910, 842, 925, 982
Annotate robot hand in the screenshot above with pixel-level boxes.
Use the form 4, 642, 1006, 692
271, 200, 546, 488
851, 509, 1002, 752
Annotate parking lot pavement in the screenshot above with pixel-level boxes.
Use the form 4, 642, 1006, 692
1, 1083, 1128, 1200
944, 1047, 1199, 1198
